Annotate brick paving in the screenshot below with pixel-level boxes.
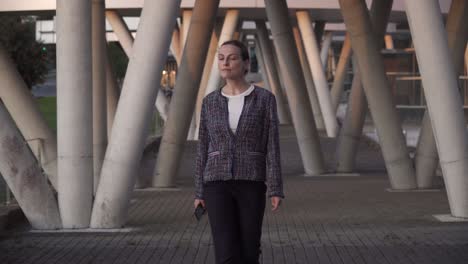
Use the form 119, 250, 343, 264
1, 125, 468, 263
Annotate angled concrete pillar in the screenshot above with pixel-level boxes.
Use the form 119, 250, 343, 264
203, 9, 239, 96
153, 0, 220, 188
180, 9, 193, 54
106, 47, 120, 137
292, 26, 325, 130
171, 27, 182, 65
91, 0, 181, 228
105, 10, 134, 57
191, 30, 218, 140
0, 102, 61, 230
337, 0, 394, 173
255, 43, 271, 90
255, 21, 292, 125
265, 0, 325, 175
320, 32, 333, 69
57, 0, 93, 228
407, 0, 468, 212
414, 0, 468, 189
0, 45, 58, 190
297, 11, 338, 137
339, 0, 416, 189
336, 58, 367, 172
92, 0, 108, 194
330, 34, 352, 112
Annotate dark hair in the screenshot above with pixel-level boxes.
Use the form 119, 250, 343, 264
220, 40, 250, 61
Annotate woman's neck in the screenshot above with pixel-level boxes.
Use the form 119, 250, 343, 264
223, 79, 250, 96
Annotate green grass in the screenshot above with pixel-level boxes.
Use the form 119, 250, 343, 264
36, 96, 57, 132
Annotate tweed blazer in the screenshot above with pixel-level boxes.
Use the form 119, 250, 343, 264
195, 86, 284, 199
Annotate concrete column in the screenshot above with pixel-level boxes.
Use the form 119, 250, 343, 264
0, 101, 61, 230
0, 45, 58, 190
384, 35, 394, 49
106, 47, 120, 137
192, 30, 218, 140
105, 10, 134, 57
255, 21, 292, 125
337, 0, 395, 173
153, 0, 220, 188
330, 34, 352, 112
296, 11, 338, 137
171, 27, 182, 66
265, 0, 325, 175
465, 44, 468, 73
203, 9, 239, 96
411, 0, 468, 194
255, 43, 271, 90
292, 26, 325, 130
56, 0, 93, 228
92, 0, 108, 194
320, 32, 333, 69
336, 58, 367, 172
180, 9, 193, 54
339, 0, 416, 189
91, 0, 181, 228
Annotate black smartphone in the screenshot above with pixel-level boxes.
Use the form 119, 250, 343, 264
194, 204, 206, 221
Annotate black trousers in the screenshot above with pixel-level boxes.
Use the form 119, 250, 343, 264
204, 180, 266, 264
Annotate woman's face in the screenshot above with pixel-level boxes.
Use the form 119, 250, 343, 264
217, 44, 249, 80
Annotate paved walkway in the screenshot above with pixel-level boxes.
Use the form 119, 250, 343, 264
1, 125, 468, 264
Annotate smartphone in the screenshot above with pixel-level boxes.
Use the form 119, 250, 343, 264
194, 204, 206, 221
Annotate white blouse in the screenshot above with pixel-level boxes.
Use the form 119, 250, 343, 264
221, 85, 255, 133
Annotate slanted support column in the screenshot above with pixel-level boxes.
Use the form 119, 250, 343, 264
255, 20, 292, 125
56, 0, 93, 228
91, 0, 181, 228
406, 0, 468, 217
92, 0, 108, 193
296, 11, 338, 137
0, 102, 61, 230
180, 9, 193, 54
339, 0, 416, 189
337, 0, 393, 173
330, 34, 352, 112
292, 26, 325, 130
336, 58, 367, 172
414, 0, 468, 189
192, 30, 218, 140
320, 32, 333, 69
204, 10, 239, 96
105, 10, 134, 57
106, 48, 120, 136
171, 27, 182, 65
265, 0, 325, 175
153, 0, 220, 188
0, 45, 58, 190
255, 43, 271, 90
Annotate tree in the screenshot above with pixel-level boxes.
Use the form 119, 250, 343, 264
0, 16, 49, 89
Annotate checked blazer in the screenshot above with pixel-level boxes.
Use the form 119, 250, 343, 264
195, 86, 284, 199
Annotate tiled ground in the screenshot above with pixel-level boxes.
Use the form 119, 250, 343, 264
1, 125, 468, 263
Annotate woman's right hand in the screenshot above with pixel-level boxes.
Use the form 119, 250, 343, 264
194, 199, 205, 209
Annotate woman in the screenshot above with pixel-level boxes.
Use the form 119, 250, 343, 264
194, 40, 284, 264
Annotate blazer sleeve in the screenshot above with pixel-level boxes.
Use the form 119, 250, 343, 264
195, 100, 209, 199
266, 94, 284, 198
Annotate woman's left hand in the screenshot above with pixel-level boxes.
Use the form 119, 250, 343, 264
270, 196, 282, 211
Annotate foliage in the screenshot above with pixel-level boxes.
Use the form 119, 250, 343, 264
107, 42, 129, 81
37, 97, 57, 132
0, 16, 49, 89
